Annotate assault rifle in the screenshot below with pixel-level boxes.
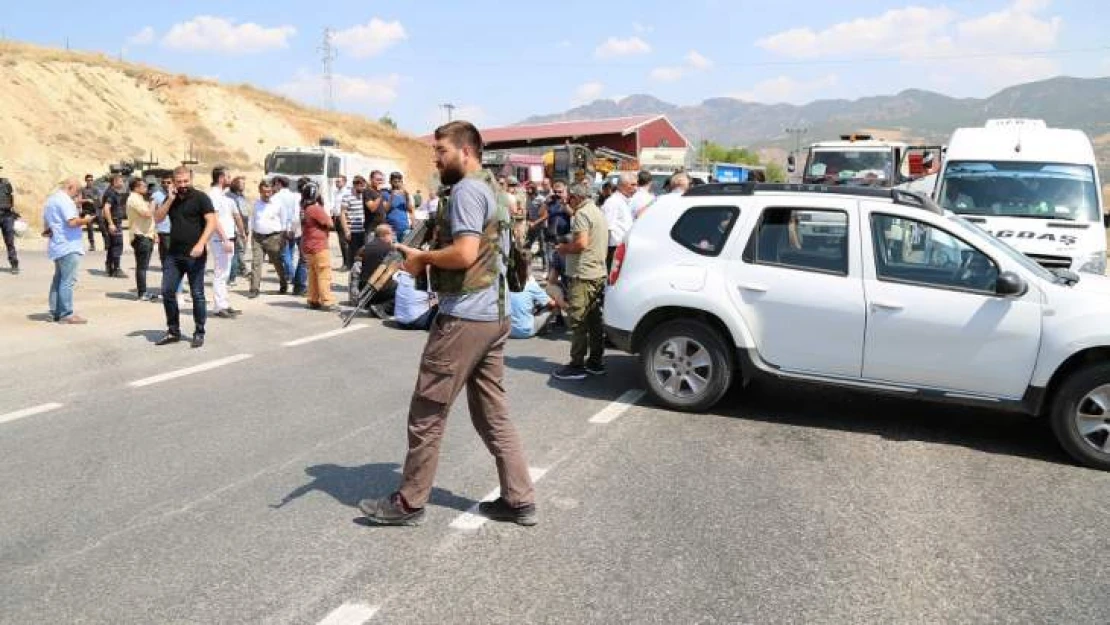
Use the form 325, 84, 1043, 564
341, 219, 435, 327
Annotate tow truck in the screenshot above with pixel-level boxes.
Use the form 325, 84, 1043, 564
788, 133, 941, 188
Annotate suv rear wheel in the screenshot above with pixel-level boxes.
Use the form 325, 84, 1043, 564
641, 319, 733, 412
1050, 363, 1110, 471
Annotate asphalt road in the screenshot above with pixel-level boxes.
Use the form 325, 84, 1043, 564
1, 247, 1108, 624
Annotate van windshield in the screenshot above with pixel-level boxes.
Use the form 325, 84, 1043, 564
804, 148, 894, 187
268, 153, 325, 176
938, 161, 1100, 222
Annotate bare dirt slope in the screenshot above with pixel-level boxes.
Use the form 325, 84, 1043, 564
0, 41, 435, 225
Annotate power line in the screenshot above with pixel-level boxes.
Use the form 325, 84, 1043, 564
318, 28, 337, 111
440, 103, 456, 122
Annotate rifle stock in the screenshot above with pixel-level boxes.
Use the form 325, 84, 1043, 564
341, 219, 435, 327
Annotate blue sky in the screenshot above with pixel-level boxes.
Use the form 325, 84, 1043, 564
6, 0, 1108, 135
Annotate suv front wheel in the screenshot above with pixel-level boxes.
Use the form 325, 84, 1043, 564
1050, 363, 1110, 471
641, 319, 733, 412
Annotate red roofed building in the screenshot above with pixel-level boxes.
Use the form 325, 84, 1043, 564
429, 115, 689, 159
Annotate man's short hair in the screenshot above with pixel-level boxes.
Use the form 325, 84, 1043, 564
211, 166, 227, 186
173, 165, 191, 177
271, 175, 288, 188
434, 120, 484, 157
552, 179, 568, 189
353, 175, 366, 184
84, 174, 94, 181
129, 178, 144, 191
637, 170, 653, 187
258, 180, 272, 190
567, 182, 591, 199
619, 171, 637, 186
375, 223, 394, 238
670, 171, 689, 187
109, 174, 122, 184
370, 170, 383, 180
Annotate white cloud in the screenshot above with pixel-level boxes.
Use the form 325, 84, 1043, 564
650, 66, 685, 82
127, 26, 155, 46
595, 36, 651, 58
633, 22, 654, 34
276, 71, 401, 109
572, 81, 605, 105
731, 74, 839, 104
686, 50, 712, 70
162, 16, 295, 54
332, 18, 407, 59
754, 0, 1064, 94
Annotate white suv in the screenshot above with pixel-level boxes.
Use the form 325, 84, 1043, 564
604, 183, 1110, 470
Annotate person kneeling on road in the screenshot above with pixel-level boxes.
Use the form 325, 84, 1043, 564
356, 224, 398, 318
391, 268, 437, 330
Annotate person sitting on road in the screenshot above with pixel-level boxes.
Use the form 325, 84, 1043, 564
391, 269, 437, 330
509, 251, 560, 339
355, 223, 397, 318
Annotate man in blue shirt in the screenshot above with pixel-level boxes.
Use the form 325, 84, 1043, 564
384, 171, 414, 240
509, 275, 558, 338
44, 178, 95, 323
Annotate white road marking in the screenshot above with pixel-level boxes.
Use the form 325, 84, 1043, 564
588, 389, 645, 424
128, 354, 254, 388
317, 602, 380, 625
449, 466, 548, 531
282, 324, 366, 347
0, 402, 64, 425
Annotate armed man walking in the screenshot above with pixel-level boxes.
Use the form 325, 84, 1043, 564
360, 121, 537, 527
0, 165, 21, 274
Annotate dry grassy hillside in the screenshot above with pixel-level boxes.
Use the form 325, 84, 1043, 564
0, 41, 436, 224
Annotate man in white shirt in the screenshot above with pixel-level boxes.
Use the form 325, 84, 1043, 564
207, 167, 241, 318
601, 171, 635, 271
248, 179, 288, 298
628, 170, 656, 221
333, 175, 352, 270
271, 176, 303, 294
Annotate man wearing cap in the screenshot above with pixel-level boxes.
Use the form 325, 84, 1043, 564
552, 182, 609, 380
0, 166, 20, 274
384, 171, 415, 241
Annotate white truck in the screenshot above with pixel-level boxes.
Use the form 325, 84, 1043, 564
933, 119, 1106, 274
264, 139, 403, 210
789, 134, 908, 187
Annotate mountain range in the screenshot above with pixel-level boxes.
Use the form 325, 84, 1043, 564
521, 76, 1110, 169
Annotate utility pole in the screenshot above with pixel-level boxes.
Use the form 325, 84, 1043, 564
440, 103, 456, 123
784, 125, 808, 158
318, 28, 337, 111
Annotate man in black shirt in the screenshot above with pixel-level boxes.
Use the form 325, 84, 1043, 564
78, 174, 100, 251
356, 223, 397, 316
153, 166, 217, 348
101, 174, 127, 277
363, 170, 387, 233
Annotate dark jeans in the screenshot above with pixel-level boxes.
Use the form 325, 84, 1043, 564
282, 236, 307, 291
0, 212, 17, 267
106, 224, 124, 274
131, 235, 154, 296
349, 231, 366, 265
161, 252, 207, 337
86, 218, 97, 248
335, 216, 350, 267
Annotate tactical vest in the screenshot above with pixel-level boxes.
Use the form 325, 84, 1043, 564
428, 170, 511, 310
0, 178, 13, 211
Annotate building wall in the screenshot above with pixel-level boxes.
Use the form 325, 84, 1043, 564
585, 133, 638, 157
636, 119, 687, 150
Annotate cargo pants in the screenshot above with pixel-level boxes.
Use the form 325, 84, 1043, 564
398, 314, 535, 509
566, 276, 606, 369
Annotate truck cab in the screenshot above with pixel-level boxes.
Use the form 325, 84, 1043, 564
933, 119, 1106, 275
264, 141, 402, 210
791, 134, 908, 188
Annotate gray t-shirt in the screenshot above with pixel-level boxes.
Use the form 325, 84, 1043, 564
437, 176, 508, 322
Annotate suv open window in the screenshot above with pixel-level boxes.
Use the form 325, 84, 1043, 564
744, 207, 849, 275
670, 206, 739, 256
870, 213, 999, 293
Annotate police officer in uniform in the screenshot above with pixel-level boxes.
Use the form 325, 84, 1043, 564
0, 165, 20, 274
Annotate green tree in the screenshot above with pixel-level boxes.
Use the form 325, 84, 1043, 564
701, 140, 784, 181
378, 114, 398, 129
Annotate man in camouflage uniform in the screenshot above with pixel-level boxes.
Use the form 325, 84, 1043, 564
0, 166, 19, 274
360, 121, 537, 528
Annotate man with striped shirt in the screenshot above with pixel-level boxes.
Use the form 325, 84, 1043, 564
343, 175, 368, 265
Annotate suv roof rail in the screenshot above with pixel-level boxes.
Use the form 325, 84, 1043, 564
683, 182, 941, 213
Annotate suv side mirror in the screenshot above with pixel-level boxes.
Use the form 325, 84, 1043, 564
786, 155, 796, 173
996, 271, 1027, 297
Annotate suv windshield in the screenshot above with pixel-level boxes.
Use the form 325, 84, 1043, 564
804, 148, 894, 187
938, 161, 1099, 222
267, 153, 325, 176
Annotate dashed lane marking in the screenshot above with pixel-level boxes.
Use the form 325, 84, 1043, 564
128, 354, 254, 388
588, 389, 645, 424
316, 602, 380, 625
282, 324, 367, 347
449, 466, 549, 531
0, 402, 64, 426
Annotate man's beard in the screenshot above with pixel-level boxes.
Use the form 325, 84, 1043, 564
439, 161, 464, 186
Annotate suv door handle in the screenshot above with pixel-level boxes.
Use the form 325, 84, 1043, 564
738, 283, 768, 293
870, 300, 903, 311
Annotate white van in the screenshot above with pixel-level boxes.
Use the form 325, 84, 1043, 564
934, 119, 1105, 274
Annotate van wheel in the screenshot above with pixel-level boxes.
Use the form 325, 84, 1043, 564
1050, 363, 1110, 471
641, 319, 733, 412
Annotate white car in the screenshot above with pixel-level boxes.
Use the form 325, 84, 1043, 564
603, 182, 1110, 470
